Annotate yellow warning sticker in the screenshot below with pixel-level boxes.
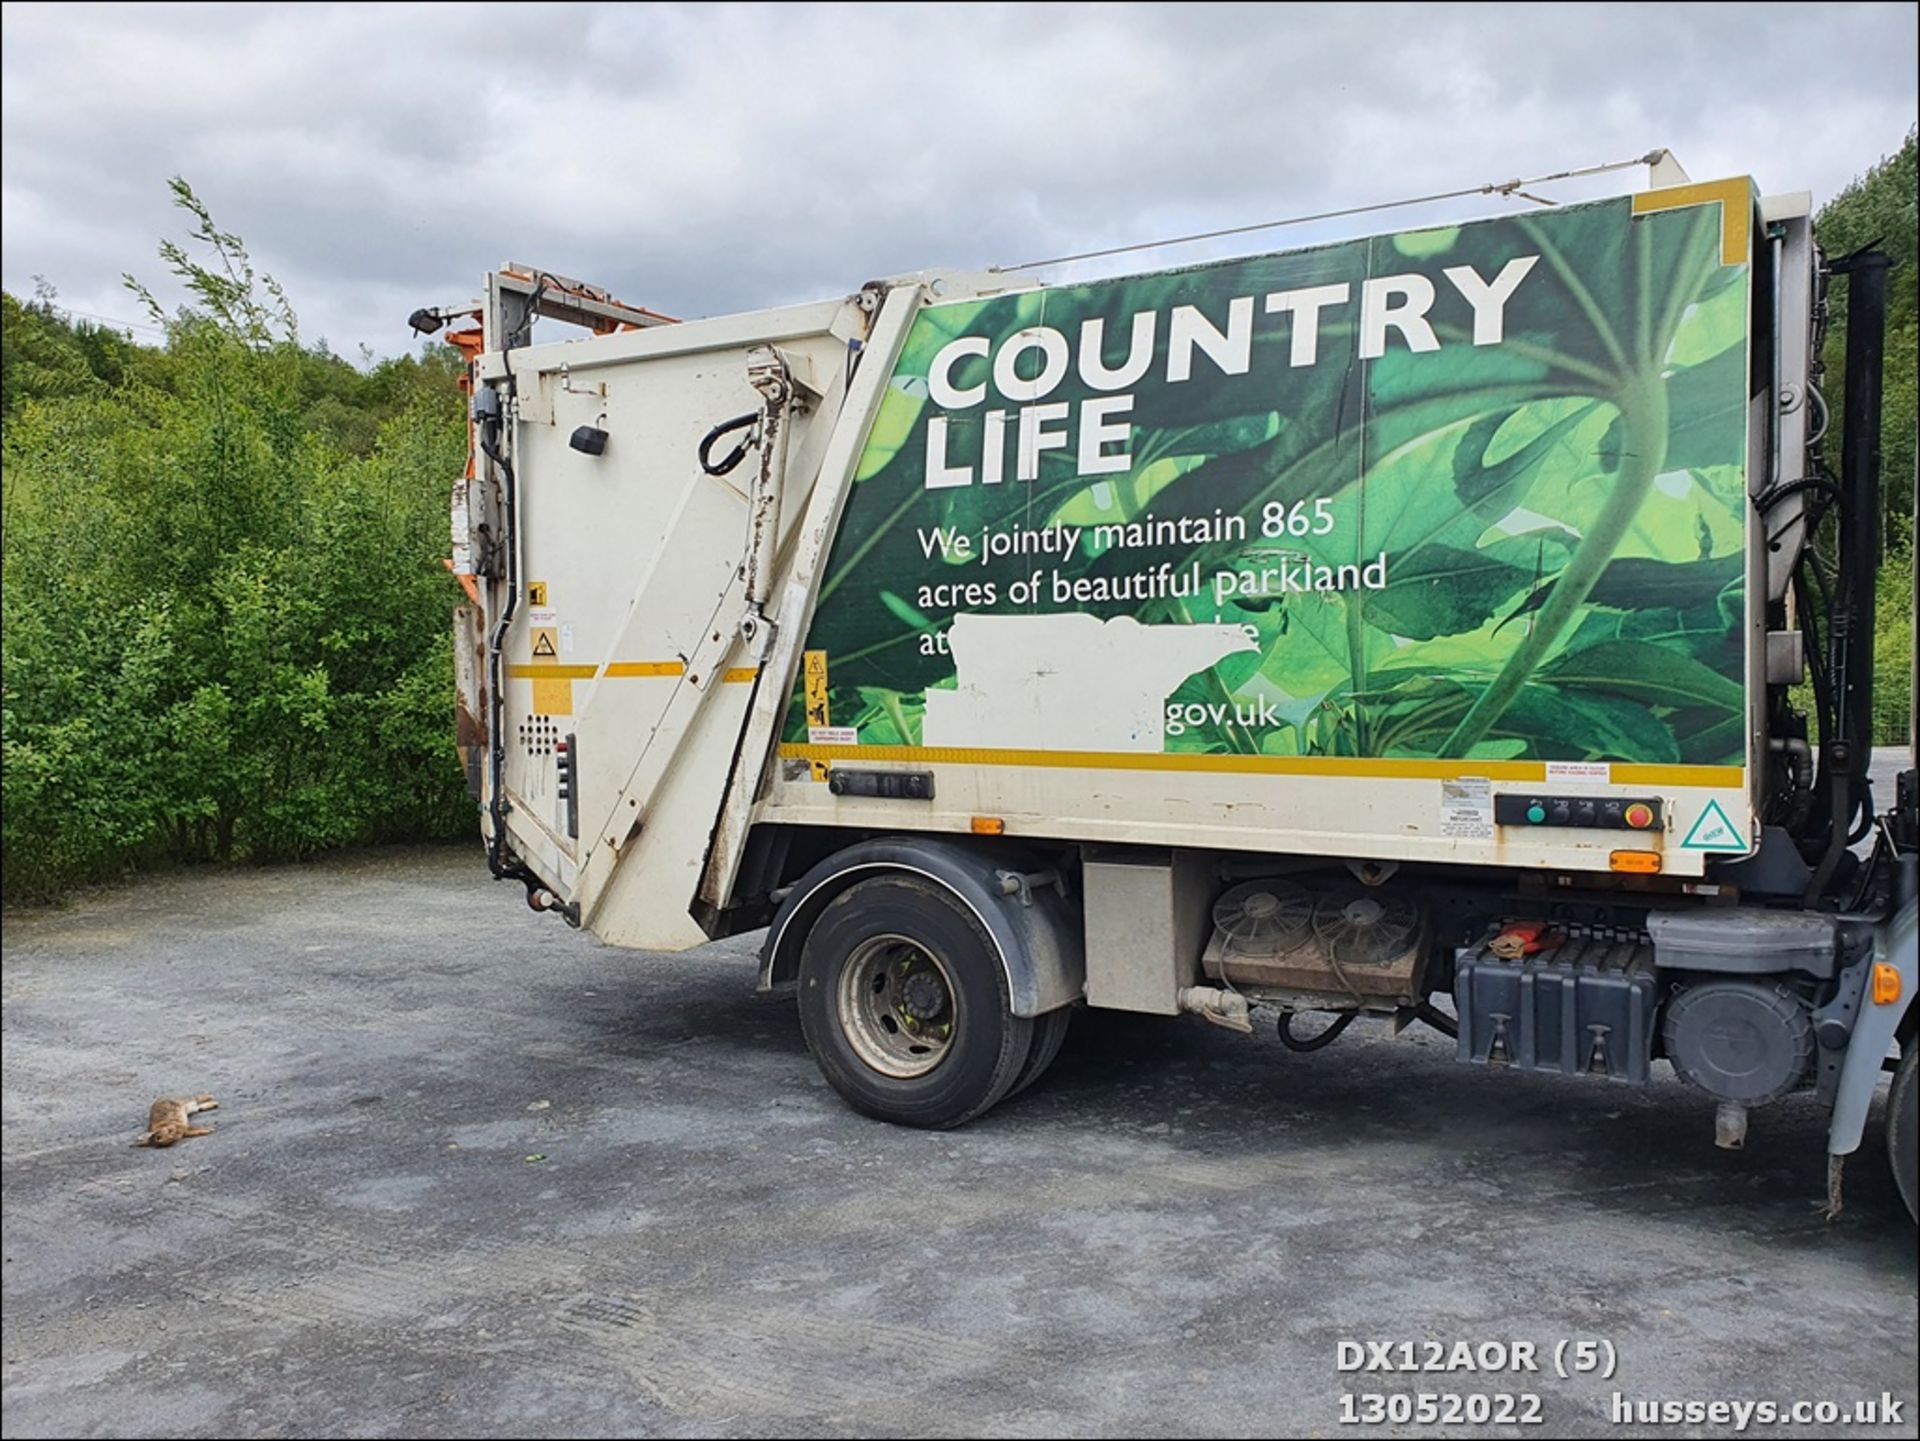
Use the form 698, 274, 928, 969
527, 625, 567, 712
526, 581, 548, 607
802, 650, 830, 781
531, 677, 572, 716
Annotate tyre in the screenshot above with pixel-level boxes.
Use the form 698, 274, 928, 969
1007, 1005, 1073, 1100
1889, 1041, 1918, 1225
797, 875, 1034, 1128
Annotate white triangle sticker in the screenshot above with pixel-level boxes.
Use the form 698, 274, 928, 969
1681, 798, 1748, 852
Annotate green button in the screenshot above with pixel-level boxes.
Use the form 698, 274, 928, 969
1526, 803, 1546, 824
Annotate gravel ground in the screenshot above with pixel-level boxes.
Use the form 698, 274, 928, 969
2, 819, 1916, 1438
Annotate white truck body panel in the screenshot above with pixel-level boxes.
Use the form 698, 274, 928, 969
467, 183, 1775, 952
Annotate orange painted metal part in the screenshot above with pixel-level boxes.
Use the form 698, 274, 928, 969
443, 557, 481, 606
443, 326, 485, 363
442, 318, 486, 603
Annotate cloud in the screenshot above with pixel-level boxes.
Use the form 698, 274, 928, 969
4, 1, 1914, 358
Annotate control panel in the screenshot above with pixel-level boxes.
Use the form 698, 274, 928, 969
1494, 793, 1661, 831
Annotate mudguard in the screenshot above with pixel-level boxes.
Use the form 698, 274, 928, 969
1828, 867, 1917, 1157
759, 837, 1084, 1018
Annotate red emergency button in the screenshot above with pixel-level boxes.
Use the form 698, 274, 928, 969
1624, 802, 1655, 830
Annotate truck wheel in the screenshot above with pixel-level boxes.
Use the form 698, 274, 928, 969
1008, 1006, 1072, 1100
797, 876, 1034, 1128
1889, 1041, 1918, 1225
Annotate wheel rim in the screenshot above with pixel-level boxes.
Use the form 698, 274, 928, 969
836, 934, 959, 1078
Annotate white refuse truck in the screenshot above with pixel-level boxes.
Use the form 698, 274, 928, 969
422, 158, 1918, 1219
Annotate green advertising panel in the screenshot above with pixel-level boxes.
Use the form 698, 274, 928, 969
787, 185, 1752, 768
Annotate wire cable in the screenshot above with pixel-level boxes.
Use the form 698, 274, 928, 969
990, 152, 1670, 273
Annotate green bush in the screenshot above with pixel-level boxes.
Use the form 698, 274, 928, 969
1813, 127, 1918, 747
1876, 542, 1915, 749
2, 183, 471, 902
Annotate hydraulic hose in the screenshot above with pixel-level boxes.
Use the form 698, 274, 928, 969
479, 424, 534, 890
699, 412, 760, 476
1278, 1010, 1356, 1053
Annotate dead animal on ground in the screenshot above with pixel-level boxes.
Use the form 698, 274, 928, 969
133, 1095, 219, 1147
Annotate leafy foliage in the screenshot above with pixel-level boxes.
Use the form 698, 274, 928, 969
1814, 126, 1917, 555
2, 181, 469, 902
1812, 127, 1916, 746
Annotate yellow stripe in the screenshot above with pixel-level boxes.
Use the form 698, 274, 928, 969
777, 744, 1543, 779
1613, 763, 1744, 789
1630, 176, 1752, 266
777, 742, 1743, 790
512, 659, 759, 681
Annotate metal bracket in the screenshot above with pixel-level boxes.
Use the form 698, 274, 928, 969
495, 264, 677, 334
1647, 149, 1692, 188
1346, 858, 1400, 887
995, 868, 1068, 908
740, 347, 795, 644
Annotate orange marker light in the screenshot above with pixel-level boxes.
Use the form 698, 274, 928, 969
971, 816, 1006, 836
1609, 850, 1662, 874
1872, 962, 1903, 1006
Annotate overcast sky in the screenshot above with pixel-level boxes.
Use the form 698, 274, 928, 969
3, 2, 1915, 359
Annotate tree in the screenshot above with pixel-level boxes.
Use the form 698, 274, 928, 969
1814, 125, 1917, 552
2, 181, 470, 901
1811, 127, 1916, 745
